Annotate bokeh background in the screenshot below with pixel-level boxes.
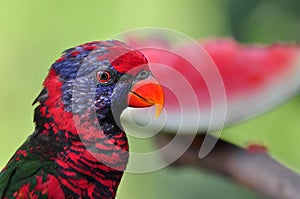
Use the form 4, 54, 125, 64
0, 0, 299, 198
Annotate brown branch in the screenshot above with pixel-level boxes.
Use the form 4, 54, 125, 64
155, 134, 300, 199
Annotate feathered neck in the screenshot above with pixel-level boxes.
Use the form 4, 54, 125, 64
31, 69, 129, 198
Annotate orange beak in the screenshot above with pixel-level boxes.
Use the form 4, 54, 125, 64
128, 76, 164, 118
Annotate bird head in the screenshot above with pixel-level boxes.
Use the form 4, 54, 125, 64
35, 40, 164, 134
27, 40, 165, 198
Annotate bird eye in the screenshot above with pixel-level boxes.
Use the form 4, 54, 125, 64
96, 70, 111, 83
136, 70, 150, 80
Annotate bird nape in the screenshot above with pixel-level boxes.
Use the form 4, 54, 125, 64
0, 40, 164, 199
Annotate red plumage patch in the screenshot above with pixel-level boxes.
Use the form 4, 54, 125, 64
83, 45, 99, 51
47, 176, 65, 199
55, 57, 65, 63
14, 183, 30, 198
15, 150, 28, 157
14, 174, 65, 199
42, 69, 77, 134
111, 50, 149, 74
70, 51, 80, 57
88, 42, 149, 74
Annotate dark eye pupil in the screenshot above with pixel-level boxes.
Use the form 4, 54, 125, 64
100, 73, 108, 80
96, 70, 111, 83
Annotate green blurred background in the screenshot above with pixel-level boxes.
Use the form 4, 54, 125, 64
0, 0, 299, 198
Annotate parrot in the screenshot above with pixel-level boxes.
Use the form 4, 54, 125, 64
0, 40, 164, 199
